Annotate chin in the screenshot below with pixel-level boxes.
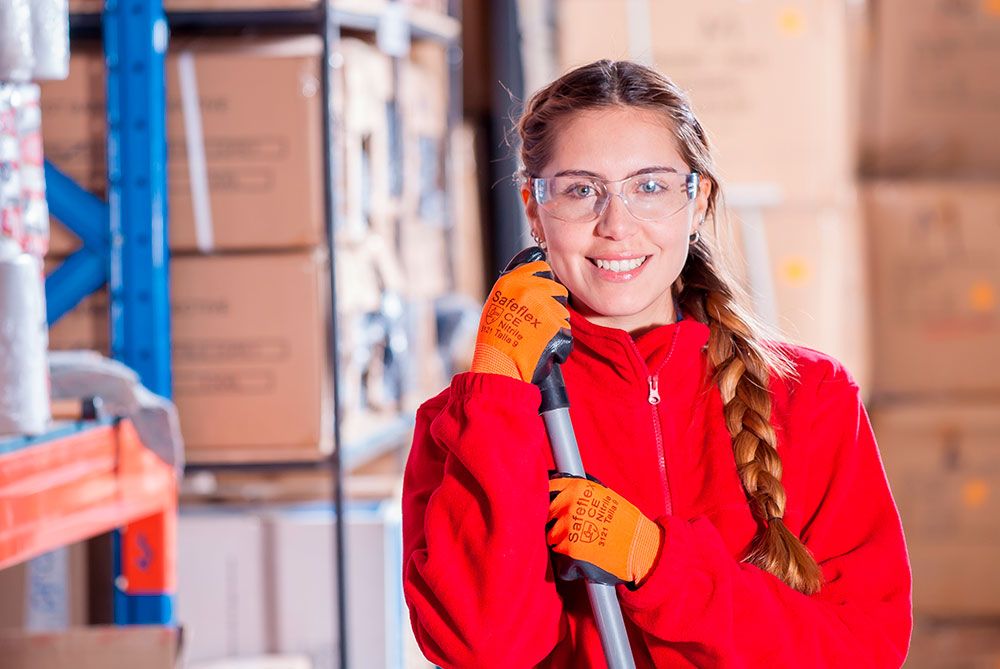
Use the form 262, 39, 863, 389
577, 295, 651, 321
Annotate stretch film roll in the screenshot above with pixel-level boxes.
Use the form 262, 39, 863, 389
16, 84, 49, 257
0, 85, 24, 247
0, 0, 34, 82
0, 238, 50, 437
31, 0, 70, 81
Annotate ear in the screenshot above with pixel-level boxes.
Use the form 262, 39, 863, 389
521, 182, 542, 231
692, 174, 713, 232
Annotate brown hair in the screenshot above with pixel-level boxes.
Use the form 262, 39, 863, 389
518, 60, 823, 595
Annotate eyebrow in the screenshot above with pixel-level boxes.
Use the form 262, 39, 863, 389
552, 166, 680, 178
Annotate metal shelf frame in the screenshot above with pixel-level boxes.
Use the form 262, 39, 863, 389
0, 419, 177, 619
46, 1, 461, 666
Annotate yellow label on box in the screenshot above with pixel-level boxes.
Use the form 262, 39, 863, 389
969, 280, 997, 312
777, 8, 806, 37
962, 478, 989, 509
779, 256, 812, 286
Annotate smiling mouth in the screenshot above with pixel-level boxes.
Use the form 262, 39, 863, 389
589, 256, 648, 272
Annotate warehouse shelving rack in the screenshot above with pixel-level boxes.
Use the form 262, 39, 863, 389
1, 0, 178, 629
0, 418, 178, 621
29, 1, 460, 666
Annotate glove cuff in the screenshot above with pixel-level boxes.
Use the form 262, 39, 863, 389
628, 514, 664, 586
470, 342, 521, 380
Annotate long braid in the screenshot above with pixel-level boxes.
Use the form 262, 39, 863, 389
678, 242, 824, 595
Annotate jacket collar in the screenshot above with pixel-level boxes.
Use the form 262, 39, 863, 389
566, 306, 713, 407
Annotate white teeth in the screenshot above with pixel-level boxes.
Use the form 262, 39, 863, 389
595, 256, 647, 272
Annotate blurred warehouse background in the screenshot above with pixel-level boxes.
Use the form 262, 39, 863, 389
0, 0, 997, 667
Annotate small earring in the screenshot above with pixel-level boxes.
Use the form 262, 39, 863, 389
689, 230, 700, 245
531, 232, 547, 251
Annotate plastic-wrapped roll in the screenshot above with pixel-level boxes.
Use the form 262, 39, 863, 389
16, 84, 48, 257
0, 85, 24, 248
0, 0, 35, 82
31, 0, 70, 81
0, 237, 50, 437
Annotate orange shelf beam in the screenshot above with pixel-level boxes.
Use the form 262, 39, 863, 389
0, 419, 177, 573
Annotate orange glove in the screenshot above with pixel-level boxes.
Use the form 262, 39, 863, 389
547, 474, 664, 588
470, 250, 572, 384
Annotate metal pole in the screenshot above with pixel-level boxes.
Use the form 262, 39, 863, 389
537, 370, 637, 669
320, 4, 349, 666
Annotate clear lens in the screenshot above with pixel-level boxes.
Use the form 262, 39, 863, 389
533, 172, 698, 223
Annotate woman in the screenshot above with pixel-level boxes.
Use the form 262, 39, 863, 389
402, 60, 912, 667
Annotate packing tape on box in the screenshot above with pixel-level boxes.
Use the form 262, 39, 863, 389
625, 0, 654, 65
177, 50, 215, 253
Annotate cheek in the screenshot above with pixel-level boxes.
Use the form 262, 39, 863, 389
660, 224, 693, 262
538, 222, 582, 270
543, 241, 578, 285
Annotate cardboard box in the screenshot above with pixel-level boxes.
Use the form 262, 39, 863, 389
46, 252, 334, 463
905, 618, 1000, 669
554, 0, 853, 204
177, 510, 269, 662
448, 122, 487, 302
164, 0, 318, 8
865, 0, 1000, 177
69, 0, 319, 14
864, 181, 1000, 399
747, 196, 871, 394
268, 502, 405, 669
0, 543, 88, 630
0, 626, 179, 669
177, 503, 408, 669
399, 43, 450, 246
872, 403, 1000, 616
46, 250, 352, 463
397, 220, 450, 299
45, 280, 110, 354
172, 252, 332, 463
340, 39, 395, 242
189, 657, 313, 669
41, 37, 325, 255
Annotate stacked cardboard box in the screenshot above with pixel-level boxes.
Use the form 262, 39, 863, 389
859, 2, 1000, 665
0, 626, 179, 669
551, 0, 869, 391
44, 38, 326, 256
175, 502, 410, 669
546, 1, 1000, 663
0, 544, 88, 631
43, 38, 335, 464
42, 33, 468, 465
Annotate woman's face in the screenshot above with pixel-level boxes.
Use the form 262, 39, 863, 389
522, 106, 710, 334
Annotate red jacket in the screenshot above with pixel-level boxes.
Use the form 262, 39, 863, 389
402, 312, 912, 668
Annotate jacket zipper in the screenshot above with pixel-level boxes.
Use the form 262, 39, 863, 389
627, 329, 680, 517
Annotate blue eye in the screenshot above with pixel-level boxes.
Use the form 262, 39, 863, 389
568, 184, 596, 198
639, 180, 663, 193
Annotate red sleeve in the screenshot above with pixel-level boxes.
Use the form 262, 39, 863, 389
402, 372, 565, 668
617, 364, 913, 667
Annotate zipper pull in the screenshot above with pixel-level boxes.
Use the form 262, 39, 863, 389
648, 375, 660, 405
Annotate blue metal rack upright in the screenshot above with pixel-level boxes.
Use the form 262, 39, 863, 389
43, 0, 175, 626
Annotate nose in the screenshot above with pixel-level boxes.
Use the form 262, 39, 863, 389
595, 192, 639, 240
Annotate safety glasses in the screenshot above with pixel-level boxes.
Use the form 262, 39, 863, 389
531, 171, 700, 223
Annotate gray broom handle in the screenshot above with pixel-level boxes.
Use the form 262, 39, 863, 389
538, 368, 636, 669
